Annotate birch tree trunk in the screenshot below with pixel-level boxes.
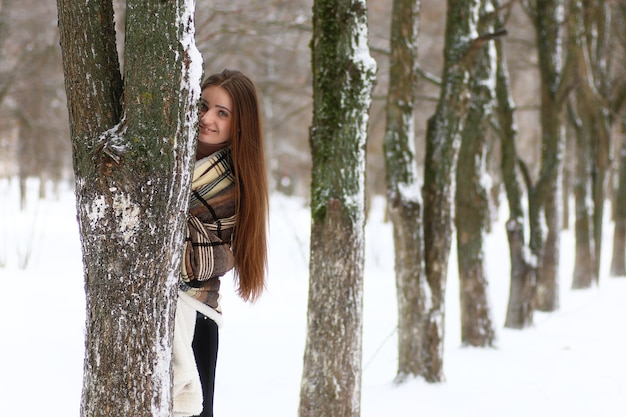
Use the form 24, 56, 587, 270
384, 0, 429, 382
298, 0, 376, 415
422, 0, 480, 382
57, 1, 201, 415
455, 0, 496, 347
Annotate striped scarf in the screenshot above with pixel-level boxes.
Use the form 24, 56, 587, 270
189, 147, 235, 213
180, 147, 237, 314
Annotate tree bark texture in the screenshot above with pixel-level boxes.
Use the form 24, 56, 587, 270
57, 1, 201, 416
298, 1, 376, 416
530, 0, 566, 312
568, 0, 596, 289
422, 0, 480, 381
562, 134, 571, 231
611, 119, 626, 277
455, 0, 496, 348
493, 0, 537, 329
571, 103, 595, 288
384, 0, 429, 382
586, 1, 612, 283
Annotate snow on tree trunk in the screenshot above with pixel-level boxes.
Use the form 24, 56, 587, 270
383, 0, 429, 382
57, 0, 202, 415
493, 0, 537, 329
530, 0, 566, 312
455, 0, 496, 348
586, 1, 611, 284
298, 1, 376, 416
571, 107, 595, 289
422, 0, 480, 382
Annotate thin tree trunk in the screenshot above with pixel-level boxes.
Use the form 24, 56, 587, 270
610, 119, 626, 277
529, 0, 567, 312
537, 177, 561, 310
570, 102, 595, 288
57, 1, 201, 415
562, 152, 571, 231
298, 1, 376, 415
383, 0, 429, 382
587, 1, 612, 283
568, 0, 596, 289
422, 0, 481, 382
567, 0, 612, 287
494, 0, 536, 329
455, 0, 496, 348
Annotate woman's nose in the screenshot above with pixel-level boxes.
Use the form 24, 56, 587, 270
200, 109, 212, 123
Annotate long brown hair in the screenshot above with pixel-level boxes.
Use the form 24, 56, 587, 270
201, 69, 268, 301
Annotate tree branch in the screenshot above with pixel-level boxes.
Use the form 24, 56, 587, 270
57, 0, 122, 140
459, 28, 508, 69
416, 65, 442, 87
517, 155, 534, 195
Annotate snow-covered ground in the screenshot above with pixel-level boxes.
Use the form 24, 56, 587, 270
1, 177, 625, 416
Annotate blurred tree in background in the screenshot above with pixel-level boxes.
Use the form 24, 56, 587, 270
0, 0, 70, 205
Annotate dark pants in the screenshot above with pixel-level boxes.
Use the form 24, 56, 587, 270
192, 313, 219, 417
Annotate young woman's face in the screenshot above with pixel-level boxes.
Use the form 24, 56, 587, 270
197, 85, 233, 156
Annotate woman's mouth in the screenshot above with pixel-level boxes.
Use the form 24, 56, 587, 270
199, 125, 215, 134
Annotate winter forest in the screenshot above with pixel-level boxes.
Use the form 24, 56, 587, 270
2, 0, 626, 416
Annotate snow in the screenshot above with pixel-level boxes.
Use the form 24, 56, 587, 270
1, 177, 626, 416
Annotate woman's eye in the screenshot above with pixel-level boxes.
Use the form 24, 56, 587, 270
199, 103, 208, 112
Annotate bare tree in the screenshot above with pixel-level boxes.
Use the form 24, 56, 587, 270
611, 117, 626, 277
298, 0, 376, 415
422, 0, 486, 381
455, 0, 497, 347
56, 1, 201, 415
383, 0, 429, 382
494, 0, 537, 329
585, 1, 612, 283
567, 0, 597, 289
522, 0, 568, 312
0, 0, 71, 191
609, 1, 626, 277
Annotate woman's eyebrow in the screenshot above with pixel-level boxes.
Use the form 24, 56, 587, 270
215, 104, 232, 113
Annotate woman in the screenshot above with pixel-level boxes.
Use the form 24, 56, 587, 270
173, 69, 268, 417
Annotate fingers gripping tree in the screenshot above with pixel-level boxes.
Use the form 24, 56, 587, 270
57, 1, 202, 415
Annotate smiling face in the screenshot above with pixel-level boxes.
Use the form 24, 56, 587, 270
197, 85, 233, 159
